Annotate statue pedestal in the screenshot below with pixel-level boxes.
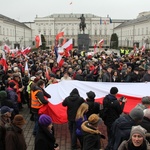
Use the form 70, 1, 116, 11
78, 34, 89, 52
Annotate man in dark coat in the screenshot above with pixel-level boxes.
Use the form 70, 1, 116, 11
5, 114, 27, 150
85, 91, 100, 118
102, 66, 113, 82
139, 109, 150, 142
108, 108, 144, 150
103, 87, 127, 145
62, 88, 84, 150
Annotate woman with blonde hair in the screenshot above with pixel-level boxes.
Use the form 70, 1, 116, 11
75, 103, 89, 149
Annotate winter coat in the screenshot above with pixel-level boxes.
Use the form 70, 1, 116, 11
62, 88, 85, 121
6, 87, 19, 113
0, 125, 6, 150
110, 115, 136, 150
34, 124, 56, 150
139, 116, 150, 142
102, 94, 125, 128
102, 72, 112, 82
76, 115, 87, 136
118, 139, 150, 150
81, 121, 102, 150
86, 98, 100, 119
5, 124, 27, 150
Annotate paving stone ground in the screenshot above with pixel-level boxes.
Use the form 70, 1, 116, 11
21, 104, 108, 150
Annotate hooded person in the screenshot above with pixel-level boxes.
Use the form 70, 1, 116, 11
5, 114, 27, 150
85, 91, 100, 119
118, 125, 150, 150
81, 114, 105, 150
35, 114, 59, 150
62, 88, 85, 150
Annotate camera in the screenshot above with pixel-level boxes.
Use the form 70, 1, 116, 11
119, 96, 125, 102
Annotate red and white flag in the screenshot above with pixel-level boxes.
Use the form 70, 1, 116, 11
98, 39, 104, 48
94, 42, 97, 54
22, 47, 31, 55
35, 34, 42, 48
0, 50, 8, 71
4, 44, 10, 53
39, 81, 150, 124
56, 28, 65, 41
62, 38, 73, 51
141, 43, 146, 53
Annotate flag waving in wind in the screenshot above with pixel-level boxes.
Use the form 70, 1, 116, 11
4, 44, 10, 53
56, 28, 65, 41
98, 39, 104, 48
35, 34, 42, 48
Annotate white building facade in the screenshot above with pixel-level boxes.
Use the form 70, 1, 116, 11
114, 11, 150, 49
27, 14, 125, 48
0, 14, 32, 49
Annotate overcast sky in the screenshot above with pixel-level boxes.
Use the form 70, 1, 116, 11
0, 0, 150, 22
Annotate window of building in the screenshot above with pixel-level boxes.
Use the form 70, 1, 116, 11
138, 28, 140, 35
99, 29, 102, 35
95, 29, 97, 35
7, 28, 9, 35
3, 28, 5, 35
146, 27, 148, 35
105, 29, 107, 35
44, 30, 46, 35
142, 28, 144, 35
0, 26, 1, 34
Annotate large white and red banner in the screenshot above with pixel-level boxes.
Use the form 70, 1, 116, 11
39, 80, 150, 124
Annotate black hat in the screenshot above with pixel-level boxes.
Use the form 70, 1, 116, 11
86, 91, 96, 99
110, 87, 118, 95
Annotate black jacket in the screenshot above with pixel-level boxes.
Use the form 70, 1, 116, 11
86, 98, 100, 119
62, 88, 84, 121
103, 94, 125, 128
139, 116, 150, 142
81, 121, 101, 150
34, 125, 55, 150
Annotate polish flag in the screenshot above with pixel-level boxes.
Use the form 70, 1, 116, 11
0, 50, 8, 71
98, 39, 104, 48
57, 48, 64, 67
39, 81, 150, 124
62, 38, 73, 51
62, 38, 67, 46
94, 42, 97, 53
4, 44, 10, 53
22, 47, 31, 55
35, 34, 42, 48
56, 29, 65, 41
141, 43, 146, 53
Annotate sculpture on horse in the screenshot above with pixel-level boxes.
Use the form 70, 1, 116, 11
78, 14, 86, 33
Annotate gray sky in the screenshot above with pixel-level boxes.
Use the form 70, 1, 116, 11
0, 0, 150, 22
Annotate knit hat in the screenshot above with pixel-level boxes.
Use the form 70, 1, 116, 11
9, 82, 16, 88
0, 106, 14, 114
110, 87, 118, 95
88, 114, 100, 125
130, 125, 147, 140
13, 114, 26, 126
0, 91, 7, 100
142, 96, 150, 104
39, 114, 52, 127
129, 108, 144, 121
86, 91, 96, 99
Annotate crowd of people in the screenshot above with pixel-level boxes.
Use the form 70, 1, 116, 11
0, 47, 150, 150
